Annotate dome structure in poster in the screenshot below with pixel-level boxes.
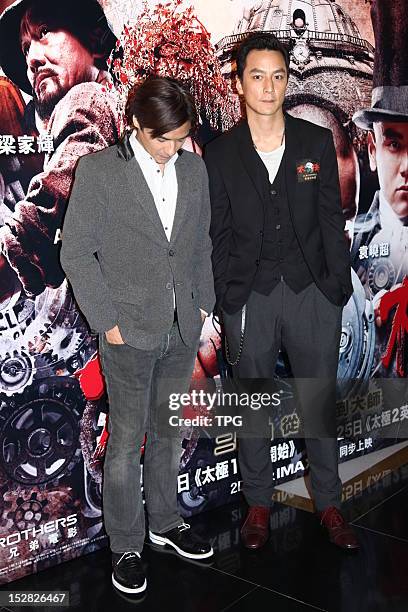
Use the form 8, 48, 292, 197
235, 0, 360, 39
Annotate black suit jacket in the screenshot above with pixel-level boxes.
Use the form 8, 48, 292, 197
204, 113, 353, 314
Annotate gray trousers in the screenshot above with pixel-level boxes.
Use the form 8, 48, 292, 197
99, 322, 198, 553
222, 280, 343, 512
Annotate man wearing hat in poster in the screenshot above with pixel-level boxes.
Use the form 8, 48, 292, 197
352, 0, 408, 377
0, 0, 118, 299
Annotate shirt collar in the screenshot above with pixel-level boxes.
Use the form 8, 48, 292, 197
129, 130, 178, 170
256, 142, 285, 157
379, 190, 408, 229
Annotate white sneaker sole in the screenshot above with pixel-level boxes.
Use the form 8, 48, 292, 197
112, 573, 147, 594
149, 530, 214, 559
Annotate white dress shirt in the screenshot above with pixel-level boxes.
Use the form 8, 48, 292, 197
129, 130, 178, 241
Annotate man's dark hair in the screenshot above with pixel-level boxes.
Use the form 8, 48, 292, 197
125, 76, 198, 138
236, 33, 290, 80
20, 0, 114, 69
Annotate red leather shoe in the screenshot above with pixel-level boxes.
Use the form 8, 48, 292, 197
318, 506, 360, 550
240, 506, 270, 549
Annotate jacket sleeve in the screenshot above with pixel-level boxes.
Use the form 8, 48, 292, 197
0, 82, 118, 296
60, 156, 118, 333
204, 146, 232, 311
193, 161, 216, 315
318, 131, 353, 302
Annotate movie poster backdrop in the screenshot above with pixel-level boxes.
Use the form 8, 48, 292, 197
0, 0, 406, 583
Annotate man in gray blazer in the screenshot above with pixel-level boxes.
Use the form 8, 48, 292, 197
61, 77, 215, 595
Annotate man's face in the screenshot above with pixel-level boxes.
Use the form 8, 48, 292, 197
368, 122, 408, 219
236, 49, 288, 119
133, 120, 192, 166
21, 16, 97, 119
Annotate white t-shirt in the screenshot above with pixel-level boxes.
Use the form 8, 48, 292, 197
257, 142, 285, 184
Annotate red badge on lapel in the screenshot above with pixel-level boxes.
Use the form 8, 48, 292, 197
296, 160, 320, 182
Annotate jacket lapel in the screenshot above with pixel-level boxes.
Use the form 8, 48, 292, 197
237, 121, 270, 207
284, 113, 301, 217
170, 151, 190, 243
118, 134, 169, 242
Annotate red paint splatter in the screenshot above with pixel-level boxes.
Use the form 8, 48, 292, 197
107, 0, 240, 132
74, 353, 105, 400
379, 276, 408, 376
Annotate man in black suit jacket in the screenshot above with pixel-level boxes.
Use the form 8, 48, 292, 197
205, 33, 359, 551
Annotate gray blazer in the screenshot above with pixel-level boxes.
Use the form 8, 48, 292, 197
60, 134, 215, 350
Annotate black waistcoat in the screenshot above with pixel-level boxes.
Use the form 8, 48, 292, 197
253, 150, 313, 295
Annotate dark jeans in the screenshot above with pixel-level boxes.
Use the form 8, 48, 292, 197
222, 280, 343, 512
99, 322, 199, 553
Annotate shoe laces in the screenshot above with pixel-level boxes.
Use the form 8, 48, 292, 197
177, 522, 191, 533
116, 551, 140, 567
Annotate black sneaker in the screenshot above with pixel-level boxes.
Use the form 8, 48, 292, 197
112, 551, 146, 594
149, 523, 214, 560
